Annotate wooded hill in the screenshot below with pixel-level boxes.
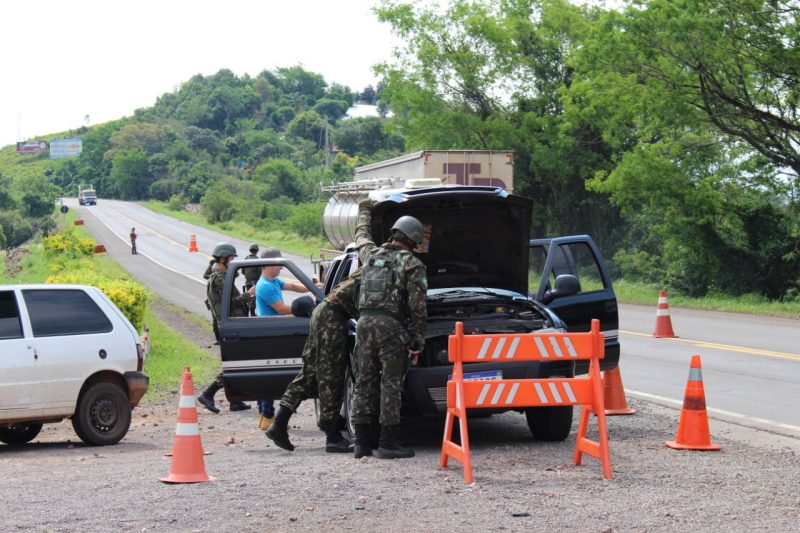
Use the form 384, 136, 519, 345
1, 0, 798, 303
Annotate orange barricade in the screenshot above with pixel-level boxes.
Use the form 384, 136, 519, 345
188, 234, 198, 252
440, 319, 612, 483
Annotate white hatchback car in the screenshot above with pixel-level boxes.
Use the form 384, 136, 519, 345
0, 285, 149, 446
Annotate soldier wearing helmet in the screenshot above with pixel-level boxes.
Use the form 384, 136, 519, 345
197, 242, 254, 414
349, 199, 427, 460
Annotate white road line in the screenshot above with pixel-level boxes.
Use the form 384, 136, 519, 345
627, 389, 800, 436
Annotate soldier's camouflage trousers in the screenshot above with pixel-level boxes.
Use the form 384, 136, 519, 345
279, 302, 350, 425
351, 315, 410, 426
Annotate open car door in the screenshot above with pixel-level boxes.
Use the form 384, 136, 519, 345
218, 258, 323, 400
530, 235, 620, 372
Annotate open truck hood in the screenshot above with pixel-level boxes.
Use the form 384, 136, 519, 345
369, 186, 532, 294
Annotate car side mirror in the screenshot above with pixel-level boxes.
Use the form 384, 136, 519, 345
541, 274, 581, 304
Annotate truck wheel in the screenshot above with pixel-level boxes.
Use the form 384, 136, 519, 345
0, 423, 43, 445
72, 382, 131, 446
525, 405, 573, 441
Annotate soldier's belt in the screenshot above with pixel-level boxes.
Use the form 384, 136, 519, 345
359, 309, 403, 321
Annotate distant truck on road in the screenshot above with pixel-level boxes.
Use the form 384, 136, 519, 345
354, 150, 514, 192
78, 186, 97, 206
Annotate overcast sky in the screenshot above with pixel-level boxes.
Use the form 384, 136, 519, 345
0, 0, 398, 148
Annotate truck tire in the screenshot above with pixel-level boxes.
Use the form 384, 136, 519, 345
0, 423, 43, 445
72, 382, 131, 446
525, 405, 573, 441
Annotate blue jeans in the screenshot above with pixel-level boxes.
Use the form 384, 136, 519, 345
258, 400, 275, 418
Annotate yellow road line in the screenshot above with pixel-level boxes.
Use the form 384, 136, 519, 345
620, 330, 800, 361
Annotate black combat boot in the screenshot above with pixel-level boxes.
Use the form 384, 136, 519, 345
320, 420, 354, 453
376, 425, 415, 459
353, 424, 372, 459
196, 382, 221, 414
229, 401, 251, 412
265, 406, 295, 451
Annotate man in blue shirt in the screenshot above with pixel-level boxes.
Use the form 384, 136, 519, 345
255, 247, 316, 315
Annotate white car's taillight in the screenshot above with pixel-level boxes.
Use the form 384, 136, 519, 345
136, 343, 144, 372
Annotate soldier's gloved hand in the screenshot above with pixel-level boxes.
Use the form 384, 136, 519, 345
407, 338, 423, 365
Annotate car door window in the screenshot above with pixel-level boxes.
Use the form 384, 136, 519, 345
22, 289, 112, 337
0, 290, 23, 339
530, 242, 607, 296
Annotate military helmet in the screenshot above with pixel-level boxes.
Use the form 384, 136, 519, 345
391, 216, 424, 245
212, 242, 237, 258
249, 243, 259, 253
260, 247, 282, 259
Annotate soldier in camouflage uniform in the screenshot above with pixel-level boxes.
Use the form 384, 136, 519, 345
203, 258, 219, 341
266, 268, 362, 453
351, 200, 427, 459
197, 242, 254, 414
242, 244, 261, 317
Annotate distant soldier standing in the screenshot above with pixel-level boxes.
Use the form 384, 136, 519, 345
129, 227, 138, 255
266, 268, 362, 453
351, 200, 427, 459
197, 242, 253, 413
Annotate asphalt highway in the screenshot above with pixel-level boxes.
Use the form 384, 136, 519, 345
68, 198, 800, 438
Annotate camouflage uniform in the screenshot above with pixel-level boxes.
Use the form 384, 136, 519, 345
203, 259, 218, 339
206, 263, 251, 387
243, 252, 261, 316
279, 270, 361, 425
351, 205, 427, 426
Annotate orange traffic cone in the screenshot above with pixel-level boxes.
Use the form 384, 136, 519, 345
159, 367, 215, 483
603, 367, 636, 415
666, 355, 720, 451
188, 234, 198, 252
653, 289, 678, 338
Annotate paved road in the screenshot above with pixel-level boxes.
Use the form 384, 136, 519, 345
67, 198, 318, 317
618, 304, 800, 435
70, 199, 800, 438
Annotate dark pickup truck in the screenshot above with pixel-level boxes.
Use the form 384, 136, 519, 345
218, 186, 618, 441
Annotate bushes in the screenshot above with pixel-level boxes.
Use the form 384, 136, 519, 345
44, 228, 148, 330
43, 229, 95, 258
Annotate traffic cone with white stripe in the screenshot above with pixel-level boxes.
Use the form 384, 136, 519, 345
159, 367, 215, 483
666, 355, 720, 451
653, 289, 678, 338
603, 367, 636, 415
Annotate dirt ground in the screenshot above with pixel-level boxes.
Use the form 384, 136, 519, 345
2, 305, 800, 532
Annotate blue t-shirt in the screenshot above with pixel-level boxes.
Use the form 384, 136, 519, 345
255, 275, 285, 316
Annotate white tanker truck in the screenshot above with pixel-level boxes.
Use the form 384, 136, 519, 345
320, 150, 514, 253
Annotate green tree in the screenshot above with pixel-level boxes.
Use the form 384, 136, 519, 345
253, 158, 310, 202
287, 110, 328, 144
110, 148, 151, 199
312, 98, 350, 123
375, 0, 621, 240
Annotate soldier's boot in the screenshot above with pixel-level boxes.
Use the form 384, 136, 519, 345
265, 406, 295, 451
376, 425, 415, 459
196, 383, 221, 414
369, 418, 381, 449
320, 420, 354, 453
353, 424, 373, 459
229, 401, 251, 412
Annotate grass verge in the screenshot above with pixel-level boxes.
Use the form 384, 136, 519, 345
613, 279, 800, 318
